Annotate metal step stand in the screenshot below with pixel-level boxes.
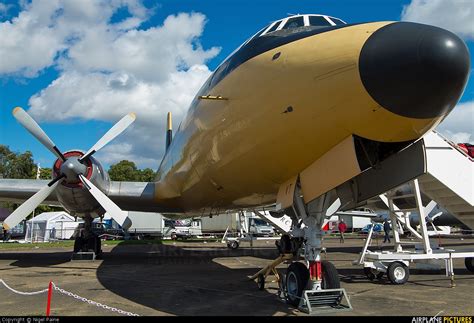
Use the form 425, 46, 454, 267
299, 288, 352, 315
71, 251, 96, 261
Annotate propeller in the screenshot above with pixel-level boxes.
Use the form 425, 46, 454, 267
3, 107, 135, 230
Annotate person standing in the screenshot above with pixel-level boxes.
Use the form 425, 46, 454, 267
338, 219, 347, 243
383, 219, 391, 243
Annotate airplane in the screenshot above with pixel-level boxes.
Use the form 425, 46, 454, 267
0, 13, 470, 306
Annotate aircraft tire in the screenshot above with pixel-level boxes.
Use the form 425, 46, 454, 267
285, 262, 309, 306
465, 257, 474, 273
387, 262, 409, 284
322, 261, 340, 289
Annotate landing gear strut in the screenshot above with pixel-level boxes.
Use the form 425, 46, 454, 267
72, 216, 102, 259
277, 185, 351, 314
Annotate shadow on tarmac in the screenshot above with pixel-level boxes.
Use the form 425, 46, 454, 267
0, 242, 296, 315
94, 242, 297, 315
1, 240, 473, 315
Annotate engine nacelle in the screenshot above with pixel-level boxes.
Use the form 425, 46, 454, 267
52, 150, 110, 217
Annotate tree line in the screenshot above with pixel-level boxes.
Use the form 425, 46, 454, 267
0, 145, 156, 181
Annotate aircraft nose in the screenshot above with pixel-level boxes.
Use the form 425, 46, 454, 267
359, 22, 470, 119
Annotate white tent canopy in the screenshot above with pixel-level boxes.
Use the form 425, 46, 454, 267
26, 212, 82, 242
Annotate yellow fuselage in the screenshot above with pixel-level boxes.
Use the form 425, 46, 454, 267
155, 22, 456, 215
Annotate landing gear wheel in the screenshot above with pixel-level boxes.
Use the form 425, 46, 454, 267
321, 261, 340, 289
257, 274, 265, 291
387, 262, 409, 284
465, 257, 474, 273
227, 240, 239, 250
285, 262, 309, 306
171, 233, 177, 240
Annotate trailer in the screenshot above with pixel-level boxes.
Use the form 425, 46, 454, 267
103, 211, 164, 239
354, 179, 474, 285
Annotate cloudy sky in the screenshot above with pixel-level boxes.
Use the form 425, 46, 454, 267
0, 0, 473, 170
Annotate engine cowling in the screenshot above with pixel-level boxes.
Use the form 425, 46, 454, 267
52, 150, 110, 216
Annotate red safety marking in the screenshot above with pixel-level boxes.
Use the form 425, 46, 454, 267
46, 281, 53, 316
309, 261, 323, 281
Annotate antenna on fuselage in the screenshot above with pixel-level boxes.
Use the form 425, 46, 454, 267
166, 112, 172, 152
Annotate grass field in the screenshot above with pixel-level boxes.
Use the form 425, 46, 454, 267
0, 237, 226, 250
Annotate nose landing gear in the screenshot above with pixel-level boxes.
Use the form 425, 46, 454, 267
251, 185, 352, 314
72, 215, 102, 260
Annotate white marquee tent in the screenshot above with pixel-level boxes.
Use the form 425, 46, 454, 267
25, 212, 82, 242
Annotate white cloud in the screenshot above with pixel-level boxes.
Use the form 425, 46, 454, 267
436, 101, 474, 143
0, 0, 220, 168
64, 13, 219, 83
401, 0, 474, 39
0, 0, 154, 77
28, 65, 213, 168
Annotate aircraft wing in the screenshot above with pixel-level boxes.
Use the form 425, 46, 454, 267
0, 179, 60, 205
0, 179, 178, 213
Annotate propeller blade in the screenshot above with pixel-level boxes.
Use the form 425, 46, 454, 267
79, 175, 132, 230
80, 113, 136, 161
13, 107, 65, 161
3, 177, 62, 230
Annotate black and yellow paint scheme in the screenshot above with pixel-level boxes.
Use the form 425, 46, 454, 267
154, 15, 470, 216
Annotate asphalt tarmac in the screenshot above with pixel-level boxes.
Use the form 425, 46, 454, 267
0, 236, 473, 316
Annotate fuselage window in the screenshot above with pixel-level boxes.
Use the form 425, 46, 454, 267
266, 21, 280, 34
282, 16, 305, 30
329, 17, 346, 25
309, 15, 332, 27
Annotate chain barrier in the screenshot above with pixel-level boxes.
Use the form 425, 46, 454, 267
0, 279, 139, 316
0, 279, 48, 295
51, 283, 140, 316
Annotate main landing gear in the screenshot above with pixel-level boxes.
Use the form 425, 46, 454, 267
72, 216, 102, 260
251, 185, 352, 314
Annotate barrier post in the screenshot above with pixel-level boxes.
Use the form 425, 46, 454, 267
46, 281, 53, 316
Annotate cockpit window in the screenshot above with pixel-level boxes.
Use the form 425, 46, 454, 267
265, 21, 280, 34
250, 25, 270, 41
282, 16, 305, 30
309, 15, 332, 27
329, 17, 346, 25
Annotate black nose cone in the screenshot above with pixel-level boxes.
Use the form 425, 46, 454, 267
359, 22, 470, 119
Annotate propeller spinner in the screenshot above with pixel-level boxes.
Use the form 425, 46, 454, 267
3, 107, 135, 230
